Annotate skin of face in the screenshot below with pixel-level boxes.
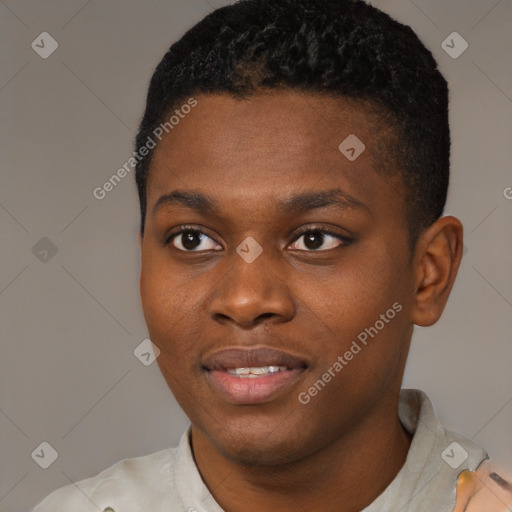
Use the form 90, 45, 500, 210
139, 90, 463, 512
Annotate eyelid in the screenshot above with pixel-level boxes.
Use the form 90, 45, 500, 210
164, 224, 352, 251
291, 225, 349, 241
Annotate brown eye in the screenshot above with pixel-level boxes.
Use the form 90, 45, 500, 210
167, 228, 221, 252
289, 228, 348, 251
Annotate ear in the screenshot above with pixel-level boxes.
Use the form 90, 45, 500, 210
410, 215, 463, 327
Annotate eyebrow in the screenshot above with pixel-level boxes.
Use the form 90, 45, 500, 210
152, 188, 370, 217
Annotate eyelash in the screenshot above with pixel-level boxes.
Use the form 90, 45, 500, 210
163, 225, 352, 252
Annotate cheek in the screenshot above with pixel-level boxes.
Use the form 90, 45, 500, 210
140, 254, 183, 345
303, 245, 410, 392
140, 253, 206, 365
140, 264, 169, 330
141, 243, 184, 316
317, 251, 405, 329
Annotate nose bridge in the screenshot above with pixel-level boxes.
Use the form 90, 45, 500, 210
208, 241, 294, 325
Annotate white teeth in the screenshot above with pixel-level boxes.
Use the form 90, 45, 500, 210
248, 367, 266, 374
226, 366, 289, 377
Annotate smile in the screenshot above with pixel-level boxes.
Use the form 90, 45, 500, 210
202, 346, 308, 405
207, 367, 305, 404
226, 366, 289, 377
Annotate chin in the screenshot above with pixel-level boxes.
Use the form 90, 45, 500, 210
206, 414, 310, 467
219, 436, 299, 467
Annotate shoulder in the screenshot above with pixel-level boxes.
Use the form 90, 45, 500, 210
32, 446, 177, 512
453, 459, 512, 512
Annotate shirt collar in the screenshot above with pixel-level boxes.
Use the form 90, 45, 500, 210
172, 389, 488, 512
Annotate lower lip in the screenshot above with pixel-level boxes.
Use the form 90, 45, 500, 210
207, 369, 305, 405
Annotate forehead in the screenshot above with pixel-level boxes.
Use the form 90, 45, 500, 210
146, 90, 401, 217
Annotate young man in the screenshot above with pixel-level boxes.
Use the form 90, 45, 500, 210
33, 0, 511, 511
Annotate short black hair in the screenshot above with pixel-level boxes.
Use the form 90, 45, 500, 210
134, 0, 450, 247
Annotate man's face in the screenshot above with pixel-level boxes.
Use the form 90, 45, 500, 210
140, 91, 416, 465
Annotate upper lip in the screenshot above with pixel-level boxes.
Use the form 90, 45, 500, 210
203, 346, 308, 371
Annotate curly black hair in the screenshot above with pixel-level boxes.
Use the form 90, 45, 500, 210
134, 0, 450, 247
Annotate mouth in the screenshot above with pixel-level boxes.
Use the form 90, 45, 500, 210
225, 365, 290, 377
202, 346, 308, 405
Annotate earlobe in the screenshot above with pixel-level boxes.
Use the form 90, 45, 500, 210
410, 216, 463, 327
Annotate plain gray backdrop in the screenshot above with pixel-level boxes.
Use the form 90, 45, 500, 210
1, 1, 511, 511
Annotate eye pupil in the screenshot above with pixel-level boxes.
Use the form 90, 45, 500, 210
304, 231, 324, 250
182, 230, 201, 250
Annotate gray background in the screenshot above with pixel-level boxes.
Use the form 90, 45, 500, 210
1, 0, 511, 510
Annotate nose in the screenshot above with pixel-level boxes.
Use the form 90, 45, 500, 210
207, 247, 296, 328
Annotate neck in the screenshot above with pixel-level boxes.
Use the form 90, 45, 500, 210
191, 395, 412, 512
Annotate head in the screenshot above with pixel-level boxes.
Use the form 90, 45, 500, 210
135, 0, 463, 467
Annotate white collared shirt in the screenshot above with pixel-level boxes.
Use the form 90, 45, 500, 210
32, 389, 512, 512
